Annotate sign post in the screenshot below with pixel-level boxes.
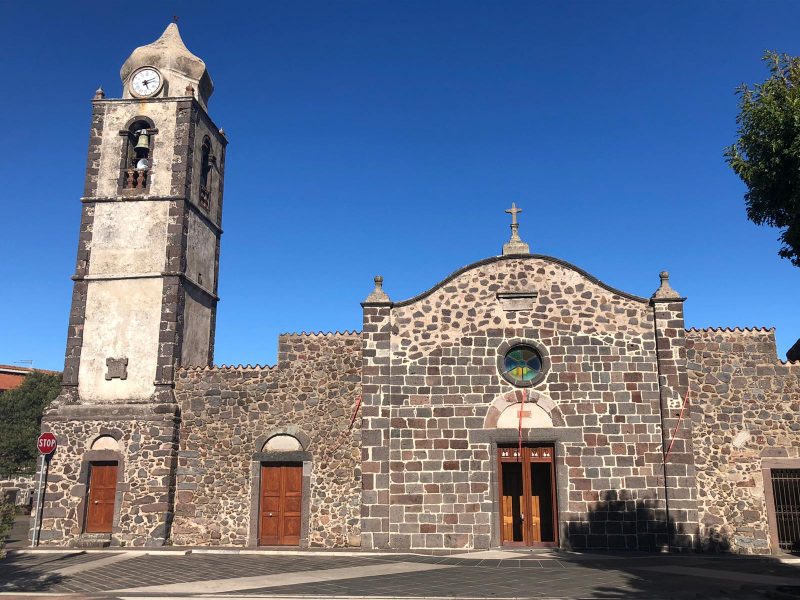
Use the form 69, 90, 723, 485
32, 433, 57, 547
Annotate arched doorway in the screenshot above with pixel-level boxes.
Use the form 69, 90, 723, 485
255, 433, 309, 547
484, 390, 562, 548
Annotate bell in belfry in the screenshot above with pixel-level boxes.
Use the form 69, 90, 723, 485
134, 130, 150, 151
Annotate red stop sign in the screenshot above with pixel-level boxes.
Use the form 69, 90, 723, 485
37, 433, 57, 455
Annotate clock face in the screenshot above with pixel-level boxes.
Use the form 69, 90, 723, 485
130, 68, 162, 97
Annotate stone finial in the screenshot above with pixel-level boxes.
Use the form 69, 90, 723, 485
364, 275, 392, 303
651, 270, 681, 299
93, 86, 105, 100
219, 128, 226, 138
502, 202, 530, 255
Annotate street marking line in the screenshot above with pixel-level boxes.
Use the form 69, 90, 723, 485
0, 553, 139, 598
634, 565, 800, 586
115, 597, 574, 600
48, 551, 137, 576
453, 550, 539, 560
111, 560, 455, 594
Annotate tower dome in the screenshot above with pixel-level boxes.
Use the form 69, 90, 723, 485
120, 23, 213, 108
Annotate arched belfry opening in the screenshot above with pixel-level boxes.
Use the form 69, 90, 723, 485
119, 118, 156, 191
199, 136, 213, 210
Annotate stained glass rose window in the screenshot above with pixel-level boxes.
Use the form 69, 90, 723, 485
501, 345, 543, 386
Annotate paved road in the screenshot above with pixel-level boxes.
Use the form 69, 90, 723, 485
0, 547, 798, 599
2, 516, 29, 550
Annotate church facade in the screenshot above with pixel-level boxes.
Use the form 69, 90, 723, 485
36, 26, 800, 554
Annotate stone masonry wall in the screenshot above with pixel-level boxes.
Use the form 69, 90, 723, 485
37, 404, 179, 547
172, 332, 361, 547
651, 298, 698, 548
0, 476, 35, 508
687, 327, 800, 554
362, 255, 685, 551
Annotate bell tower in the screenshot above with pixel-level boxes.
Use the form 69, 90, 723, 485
62, 23, 226, 405
37, 24, 226, 547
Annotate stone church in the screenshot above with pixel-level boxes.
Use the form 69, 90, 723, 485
35, 24, 800, 554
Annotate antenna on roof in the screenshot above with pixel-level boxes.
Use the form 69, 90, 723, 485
14, 360, 33, 367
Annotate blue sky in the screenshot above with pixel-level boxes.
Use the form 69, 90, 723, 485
2, 1, 798, 370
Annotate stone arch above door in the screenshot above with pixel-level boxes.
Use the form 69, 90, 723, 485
484, 389, 564, 428
254, 427, 310, 452
90, 434, 120, 451
496, 402, 553, 429
262, 434, 302, 452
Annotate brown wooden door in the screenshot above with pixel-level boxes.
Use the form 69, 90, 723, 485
259, 464, 303, 546
498, 446, 557, 547
85, 462, 117, 533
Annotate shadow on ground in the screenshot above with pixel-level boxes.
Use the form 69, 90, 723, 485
1, 516, 67, 593
0, 552, 65, 593
3, 515, 30, 550
558, 494, 800, 599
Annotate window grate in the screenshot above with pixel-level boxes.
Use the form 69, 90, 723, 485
772, 469, 800, 552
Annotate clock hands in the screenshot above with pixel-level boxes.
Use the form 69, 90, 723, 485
132, 69, 160, 95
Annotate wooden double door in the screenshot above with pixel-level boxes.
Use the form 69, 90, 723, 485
85, 462, 117, 533
498, 445, 558, 547
259, 464, 303, 546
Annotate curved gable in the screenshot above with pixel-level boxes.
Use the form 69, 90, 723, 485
395, 255, 647, 307
390, 255, 654, 363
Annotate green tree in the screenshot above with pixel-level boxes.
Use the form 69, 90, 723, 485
725, 51, 800, 266
0, 499, 14, 553
0, 499, 14, 556
0, 372, 61, 477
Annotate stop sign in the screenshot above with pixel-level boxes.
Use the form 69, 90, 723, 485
37, 433, 57, 455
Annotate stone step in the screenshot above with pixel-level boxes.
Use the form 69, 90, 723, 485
74, 534, 111, 549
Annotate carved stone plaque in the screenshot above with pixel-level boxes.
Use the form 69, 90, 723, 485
105, 357, 128, 381
497, 291, 538, 312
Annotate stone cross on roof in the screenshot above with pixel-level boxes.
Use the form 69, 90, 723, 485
502, 202, 530, 255
506, 202, 521, 225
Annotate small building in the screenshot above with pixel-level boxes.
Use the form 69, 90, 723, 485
35, 25, 800, 554
0, 365, 58, 394
1, 366, 57, 510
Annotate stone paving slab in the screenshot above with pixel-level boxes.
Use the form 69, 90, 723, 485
240, 565, 658, 598
112, 561, 453, 595
1, 554, 400, 595
0, 549, 798, 599
4, 551, 114, 572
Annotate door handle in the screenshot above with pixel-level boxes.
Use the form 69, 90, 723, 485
94, 500, 99, 504
268, 513, 273, 517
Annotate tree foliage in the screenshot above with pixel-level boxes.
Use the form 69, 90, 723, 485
726, 51, 800, 266
0, 372, 61, 477
0, 500, 14, 554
